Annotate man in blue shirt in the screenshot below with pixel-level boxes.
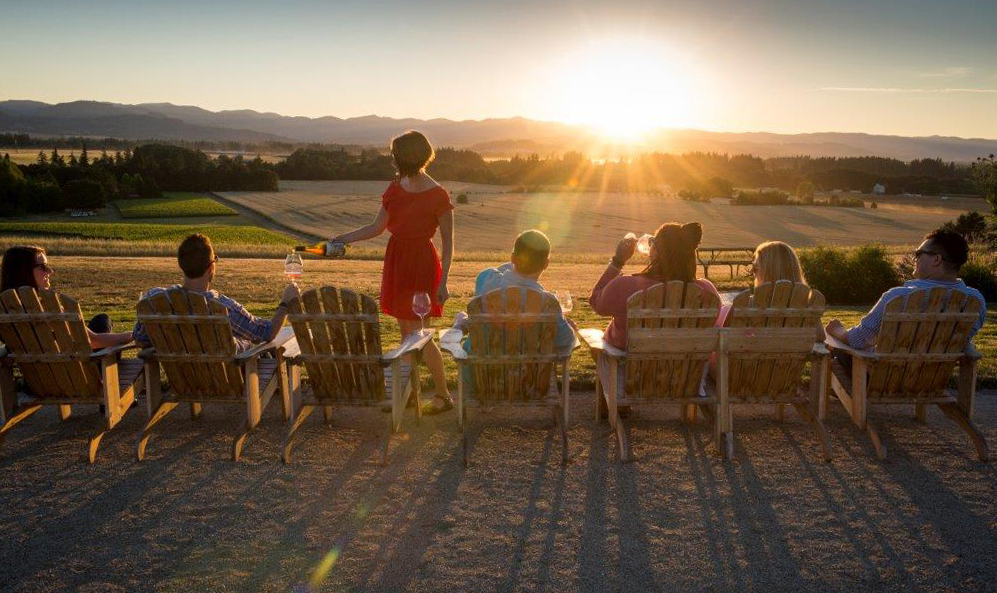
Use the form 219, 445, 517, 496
453, 230, 577, 396
825, 230, 986, 367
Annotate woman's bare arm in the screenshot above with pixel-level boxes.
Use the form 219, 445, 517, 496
334, 206, 389, 244
437, 210, 454, 304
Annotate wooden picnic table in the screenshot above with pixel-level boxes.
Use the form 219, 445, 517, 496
696, 247, 754, 280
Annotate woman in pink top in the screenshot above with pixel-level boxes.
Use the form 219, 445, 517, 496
589, 222, 721, 350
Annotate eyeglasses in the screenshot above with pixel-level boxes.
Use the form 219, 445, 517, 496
33, 263, 53, 273
914, 249, 943, 260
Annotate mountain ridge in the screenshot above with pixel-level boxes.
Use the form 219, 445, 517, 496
1, 99, 995, 161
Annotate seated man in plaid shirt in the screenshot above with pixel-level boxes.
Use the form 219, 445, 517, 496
133, 233, 299, 351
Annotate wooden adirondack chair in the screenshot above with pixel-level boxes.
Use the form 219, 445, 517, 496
825, 286, 987, 461
0, 287, 144, 463
439, 286, 575, 466
579, 280, 721, 463
717, 281, 831, 461
281, 287, 433, 464
135, 287, 294, 461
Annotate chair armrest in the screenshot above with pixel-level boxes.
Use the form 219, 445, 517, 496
811, 342, 830, 356
577, 328, 626, 359
90, 343, 139, 359
282, 336, 301, 360
382, 329, 434, 364
963, 343, 983, 361
137, 347, 157, 361
235, 326, 296, 361
824, 335, 877, 361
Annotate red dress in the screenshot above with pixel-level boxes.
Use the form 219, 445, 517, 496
379, 181, 454, 320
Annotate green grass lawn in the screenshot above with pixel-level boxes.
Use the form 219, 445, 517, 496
0, 221, 292, 245
115, 192, 237, 218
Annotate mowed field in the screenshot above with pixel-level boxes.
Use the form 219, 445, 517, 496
218, 180, 985, 254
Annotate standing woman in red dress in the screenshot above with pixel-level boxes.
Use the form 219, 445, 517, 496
330, 131, 455, 414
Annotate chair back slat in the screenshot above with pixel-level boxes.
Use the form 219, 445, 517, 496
137, 288, 243, 398
0, 288, 102, 398
465, 286, 561, 402
725, 281, 824, 400
867, 288, 981, 399
624, 281, 720, 401
287, 287, 384, 403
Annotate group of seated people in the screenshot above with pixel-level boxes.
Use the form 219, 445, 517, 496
0, 225, 986, 399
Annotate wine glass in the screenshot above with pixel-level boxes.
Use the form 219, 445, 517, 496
284, 252, 303, 284
555, 290, 573, 315
412, 292, 432, 332
636, 233, 653, 256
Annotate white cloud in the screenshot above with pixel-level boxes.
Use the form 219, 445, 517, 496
915, 66, 972, 78
821, 86, 997, 94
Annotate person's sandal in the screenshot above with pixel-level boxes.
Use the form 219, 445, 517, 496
422, 397, 454, 416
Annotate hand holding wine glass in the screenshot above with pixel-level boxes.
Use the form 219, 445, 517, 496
412, 292, 432, 332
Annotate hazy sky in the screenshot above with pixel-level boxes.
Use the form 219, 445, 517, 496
2, 0, 996, 137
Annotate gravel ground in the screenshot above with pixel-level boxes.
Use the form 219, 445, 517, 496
2, 391, 996, 593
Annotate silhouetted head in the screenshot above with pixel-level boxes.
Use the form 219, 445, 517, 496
177, 233, 216, 281
753, 241, 806, 286
639, 222, 702, 283
916, 229, 969, 278
511, 229, 551, 276
391, 130, 435, 178
1, 245, 50, 292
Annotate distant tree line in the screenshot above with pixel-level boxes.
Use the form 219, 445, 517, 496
0, 144, 277, 217
275, 147, 979, 196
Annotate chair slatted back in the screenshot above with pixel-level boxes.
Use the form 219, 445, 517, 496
866, 287, 982, 399
0, 287, 102, 398
137, 288, 244, 398
624, 281, 721, 400
725, 281, 824, 400
287, 287, 384, 403
466, 287, 561, 402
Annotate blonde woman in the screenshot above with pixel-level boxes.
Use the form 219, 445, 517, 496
719, 241, 823, 339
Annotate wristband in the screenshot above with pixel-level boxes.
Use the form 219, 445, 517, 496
610, 256, 625, 269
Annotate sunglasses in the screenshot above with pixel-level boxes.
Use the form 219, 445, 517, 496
33, 263, 54, 273
914, 249, 944, 260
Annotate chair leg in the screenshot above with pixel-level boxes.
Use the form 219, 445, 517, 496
613, 409, 632, 463
792, 402, 833, 462
136, 401, 178, 461
323, 406, 334, 426
282, 404, 316, 464
866, 418, 886, 461
461, 410, 470, 468
594, 372, 607, 420
914, 403, 927, 423
0, 404, 43, 456
938, 402, 989, 462
88, 419, 112, 464
189, 403, 202, 420
232, 419, 252, 462
59, 404, 71, 421
775, 403, 786, 422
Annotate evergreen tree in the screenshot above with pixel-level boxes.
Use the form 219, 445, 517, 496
79, 143, 89, 167
51, 148, 65, 167
37, 151, 48, 166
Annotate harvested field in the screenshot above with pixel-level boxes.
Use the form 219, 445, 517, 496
218, 181, 985, 254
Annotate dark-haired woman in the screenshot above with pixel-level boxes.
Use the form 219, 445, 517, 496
1, 246, 133, 349
589, 222, 722, 351
330, 131, 455, 413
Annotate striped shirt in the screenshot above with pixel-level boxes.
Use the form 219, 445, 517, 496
845, 278, 987, 350
133, 286, 273, 351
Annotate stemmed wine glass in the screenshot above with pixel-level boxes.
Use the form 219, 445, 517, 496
554, 290, 573, 315
412, 292, 432, 332
284, 252, 303, 284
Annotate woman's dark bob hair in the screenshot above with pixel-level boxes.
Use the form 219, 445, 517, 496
1, 245, 45, 292
390, 130, 435, 178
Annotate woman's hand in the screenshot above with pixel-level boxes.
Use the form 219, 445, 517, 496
825, 319, 847, 341
615, 235, 637, 264
436, 282, 451, 306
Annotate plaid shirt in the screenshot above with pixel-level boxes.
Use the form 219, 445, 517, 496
133, 285, 273, 352
845, 278, 987, 350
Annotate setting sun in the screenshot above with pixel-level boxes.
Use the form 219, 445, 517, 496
549, 40, 701, 141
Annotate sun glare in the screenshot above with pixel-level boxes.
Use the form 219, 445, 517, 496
549, 40, 701, 141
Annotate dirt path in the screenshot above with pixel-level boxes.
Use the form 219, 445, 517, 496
2, 392, 996, 592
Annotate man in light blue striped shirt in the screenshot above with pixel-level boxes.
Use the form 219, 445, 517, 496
825, 230, 987, 359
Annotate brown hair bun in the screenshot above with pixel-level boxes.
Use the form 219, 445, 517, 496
681, 222, 703, 246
